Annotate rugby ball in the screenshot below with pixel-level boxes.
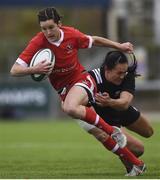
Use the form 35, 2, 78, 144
29, 48, 55, 81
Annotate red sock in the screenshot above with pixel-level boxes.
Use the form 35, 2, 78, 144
103, 136, 142, 165
83, 107, 114, 134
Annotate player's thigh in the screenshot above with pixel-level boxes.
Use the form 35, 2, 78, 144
122, 128, 144, 156
63, 85, 88, 109
126, 113, 153, 138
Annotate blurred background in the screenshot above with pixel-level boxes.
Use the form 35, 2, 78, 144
0, 0, 160, 120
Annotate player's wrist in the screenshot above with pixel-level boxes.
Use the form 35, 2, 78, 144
28, 66, 37, 74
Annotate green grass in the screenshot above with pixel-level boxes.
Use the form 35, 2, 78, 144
0, 119, 159, 179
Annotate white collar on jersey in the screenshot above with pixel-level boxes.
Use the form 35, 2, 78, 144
48, 29, 64, 47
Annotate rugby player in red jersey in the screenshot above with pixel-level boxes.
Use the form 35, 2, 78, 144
10, 7, 145, 176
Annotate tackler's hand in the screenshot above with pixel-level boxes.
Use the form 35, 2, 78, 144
95, 92, 111, 107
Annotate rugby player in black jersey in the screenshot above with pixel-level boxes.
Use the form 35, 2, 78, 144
78, 51, 153, 176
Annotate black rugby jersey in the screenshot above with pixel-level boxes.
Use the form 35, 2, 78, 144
88, 67, 139, 126
89, 67, 135, 98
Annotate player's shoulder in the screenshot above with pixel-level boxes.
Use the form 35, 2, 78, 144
61, 26, 82, 36
89, 68, 103, 84
61, 25, 78, 31
30, 32, 46, 44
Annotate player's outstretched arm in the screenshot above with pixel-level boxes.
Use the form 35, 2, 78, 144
95, 91, 133, 110
92, 36, 133, 53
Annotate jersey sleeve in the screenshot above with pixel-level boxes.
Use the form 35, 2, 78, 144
73, 28, 93, 49
88, 68, 103, 93
17, 33, 43, 65
121, 73, 135, 95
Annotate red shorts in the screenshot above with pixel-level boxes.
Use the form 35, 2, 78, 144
57, 72, 97, 102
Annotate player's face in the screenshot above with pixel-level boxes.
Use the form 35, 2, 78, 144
40, 19, 61, 42
105, 63, 128, 85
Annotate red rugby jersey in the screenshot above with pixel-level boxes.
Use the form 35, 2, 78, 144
17, 26, 93, 90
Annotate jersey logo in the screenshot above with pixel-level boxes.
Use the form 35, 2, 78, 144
66, 43, 73, 53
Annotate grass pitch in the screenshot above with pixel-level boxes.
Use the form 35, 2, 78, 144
0, 119, 159, 179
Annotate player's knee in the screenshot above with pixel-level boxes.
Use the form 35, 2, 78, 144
148, 126, 154, 137
130, 145, 144, 157
144, 127, 154, 138
135, 146, 144, 157
62, 103, 78, 118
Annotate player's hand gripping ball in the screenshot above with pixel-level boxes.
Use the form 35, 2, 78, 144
29, 48, 55, 81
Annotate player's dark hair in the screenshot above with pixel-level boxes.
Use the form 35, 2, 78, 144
102, 50, 139, 76
102, 51, 128, 70
37, 7, 62, 24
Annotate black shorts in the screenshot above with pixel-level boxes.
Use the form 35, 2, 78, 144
94, 105, 140, 127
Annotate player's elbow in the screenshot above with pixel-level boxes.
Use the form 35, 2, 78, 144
122, 103, 130, 110
117, 103, 130, 111
10, 67, 17, 76
121, 99, 131, 110
10, 67, 20, 76
10, 64, 22, 76
118, 94, 133, 110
